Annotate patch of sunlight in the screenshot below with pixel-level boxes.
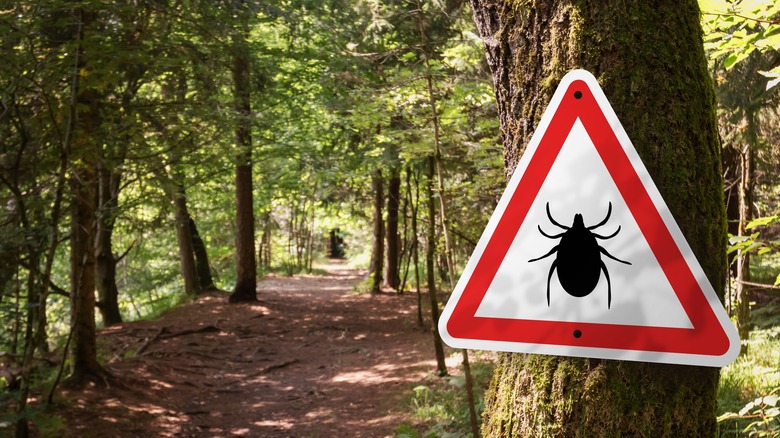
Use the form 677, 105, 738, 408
353, 333, 367, 340
407, 353, 462, 371
125, 403, 169, 415
332, 369, 395, 384
248, 304, 270, 313
230, 428, 252, 435
253, 419, 294, 429
149, 379, 173, 389
103, 398, 122, 408
101, 325, 126, 334
223, 373, 245, 379
304, 407, 334, 420
372, 363, 399, 372
347, 413, 398, 427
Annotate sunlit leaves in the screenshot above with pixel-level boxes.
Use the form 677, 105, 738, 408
700, 0, 780, 87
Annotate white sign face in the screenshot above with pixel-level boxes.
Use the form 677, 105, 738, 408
438, 69, 740, 367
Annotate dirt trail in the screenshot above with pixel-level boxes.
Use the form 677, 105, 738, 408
54, 263, 451, 437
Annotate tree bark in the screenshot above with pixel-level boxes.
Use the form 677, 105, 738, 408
70, 163, 103, 379
734, 111, 756, 345
260, 214, 273, 266
94, 54, 140, 326
385, 167, 401, 290
410, 168, 424, 327
470, 0, 726, 435
371, 169, 385, 294
172, 182, 201, 297
426, 156, 448, 376
416, 2, 455, 289
722, 141, 741, 293
229, 2, 257, 302
67, 7, 106, 382
95, 161, 123, 326
190, 218, 216, 291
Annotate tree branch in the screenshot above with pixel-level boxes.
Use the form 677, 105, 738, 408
703, 12, 780, 25
736, 279, 780, 290
115, 239, 138, 263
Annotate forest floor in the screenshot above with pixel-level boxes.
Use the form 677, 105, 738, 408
48, 261, 457, 437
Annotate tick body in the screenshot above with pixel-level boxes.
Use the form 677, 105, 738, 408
528, 202, 631, 309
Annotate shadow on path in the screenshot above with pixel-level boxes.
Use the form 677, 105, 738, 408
53, 263, 451, 437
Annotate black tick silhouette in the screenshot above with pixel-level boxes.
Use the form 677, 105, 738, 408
528, 202, 631, 309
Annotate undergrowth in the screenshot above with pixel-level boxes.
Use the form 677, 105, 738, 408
395, 351, 495, 438
717, 301, 780, 437
396, 301, 780, 437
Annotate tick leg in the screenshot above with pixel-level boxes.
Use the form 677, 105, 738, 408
592, 225, 621, 240
600, 247, 631, 265
600, 260, 611, 309
528, 245, 559, 263
547, 260, 558, 307
538, 225, 565, 239
545, 203, 569, 230
588, 202, 613, 230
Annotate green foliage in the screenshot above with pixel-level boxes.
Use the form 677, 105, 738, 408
396, 353, 494, 438
726, 214, 780, 285
0, 395, 65, 437
719, 302, 780, 437
700, 0, 780, 89
719, 391, 780, 437
1, 0, 499, 429
351, 276, 375, 295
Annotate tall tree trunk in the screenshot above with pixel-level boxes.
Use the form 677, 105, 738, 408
172, 182, 201, 297
15, 240, 39, 438
190, 218, 216, 291
95, 162, 123, 325
70, 165, 103, 380
734, 111, 756, 346
371, 169, 385, 294
410, 168, 424, 327
260, 214, 273, 266
306, 207, 315, 273
416, 2, 455, 290
68, 7, 105, 382
94, 60, 139, 326
229, 2, 257, 302
385, 167, 401, 290
471, 0, 726, 435
722, 140, 741, 313
15, 8, 79, 429
426, 156, 448, 376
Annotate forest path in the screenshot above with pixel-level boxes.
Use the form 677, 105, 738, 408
55, 262, 449, 437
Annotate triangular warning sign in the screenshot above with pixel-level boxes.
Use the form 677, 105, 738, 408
439, 70, 740, 367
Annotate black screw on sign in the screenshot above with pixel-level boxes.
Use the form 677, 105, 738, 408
528, 202, 631, 310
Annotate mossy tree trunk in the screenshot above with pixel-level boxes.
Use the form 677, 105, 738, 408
470, 0, 727, 436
